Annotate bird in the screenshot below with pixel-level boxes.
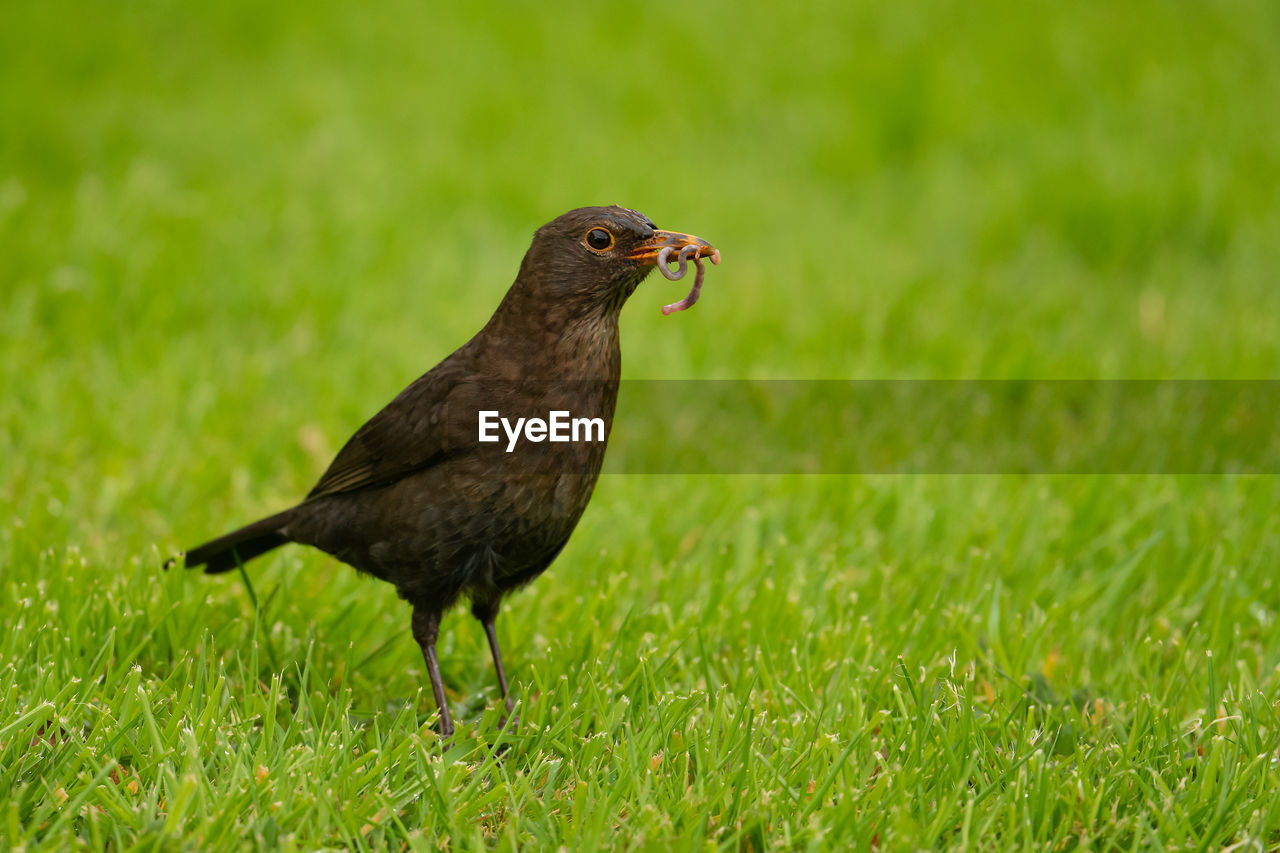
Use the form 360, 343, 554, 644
173, 205, 719, 737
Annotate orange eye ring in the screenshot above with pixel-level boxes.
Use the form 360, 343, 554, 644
585, 227, 614, 251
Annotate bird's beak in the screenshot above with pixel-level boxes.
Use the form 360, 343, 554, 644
627, 230, 722, 267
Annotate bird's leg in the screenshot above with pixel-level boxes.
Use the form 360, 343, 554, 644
471, 601, 515, 718
410, 608, 454, 739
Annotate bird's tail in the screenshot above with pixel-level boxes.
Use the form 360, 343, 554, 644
176, 508, 295, 574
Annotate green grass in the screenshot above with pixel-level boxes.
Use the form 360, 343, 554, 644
4, 0, 1280, 849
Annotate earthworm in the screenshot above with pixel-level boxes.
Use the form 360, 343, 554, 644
659, 244, 721, 315
656, 244, 698, 282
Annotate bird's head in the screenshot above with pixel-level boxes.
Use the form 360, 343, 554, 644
513, 205, 719, 318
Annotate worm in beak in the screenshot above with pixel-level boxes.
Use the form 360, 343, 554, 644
657, 244, 721, 315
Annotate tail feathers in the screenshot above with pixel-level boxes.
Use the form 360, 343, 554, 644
180, 509, 295, 574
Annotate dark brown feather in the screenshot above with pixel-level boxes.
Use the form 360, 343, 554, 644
175, 205, 717, 736
182, 205, 664, 612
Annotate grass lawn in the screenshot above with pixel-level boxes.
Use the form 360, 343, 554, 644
4, 0, 1280, 849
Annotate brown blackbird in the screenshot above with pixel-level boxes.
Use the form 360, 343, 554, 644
175, 206, 718, 737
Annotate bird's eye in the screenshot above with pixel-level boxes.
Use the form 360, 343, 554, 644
585, 228, 614, 251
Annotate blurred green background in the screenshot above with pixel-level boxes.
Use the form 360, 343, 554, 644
3, 1, 1280, 849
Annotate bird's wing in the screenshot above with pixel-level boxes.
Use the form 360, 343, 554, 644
305, 365, 469, 500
